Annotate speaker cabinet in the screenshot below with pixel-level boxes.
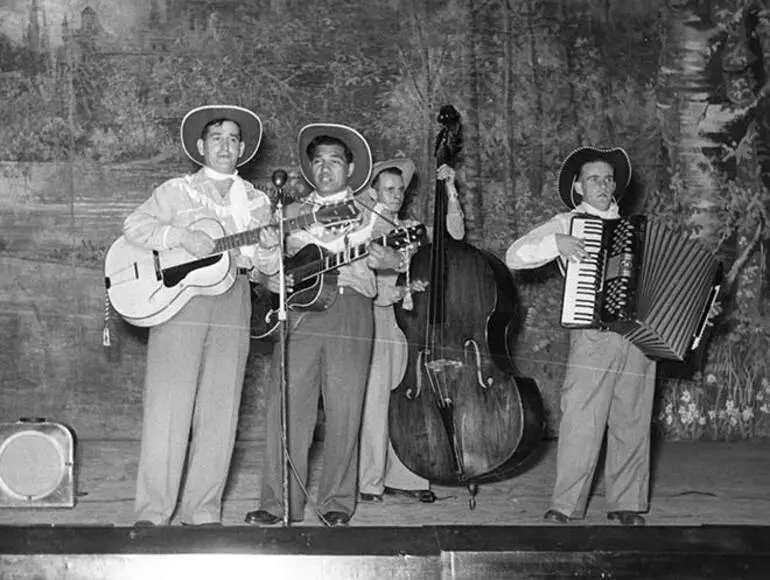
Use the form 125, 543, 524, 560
0, 418, 75, 508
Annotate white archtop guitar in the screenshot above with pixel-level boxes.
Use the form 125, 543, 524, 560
105, 200, 360, 327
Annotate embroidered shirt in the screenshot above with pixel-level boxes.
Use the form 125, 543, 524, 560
122, 169, 280, 275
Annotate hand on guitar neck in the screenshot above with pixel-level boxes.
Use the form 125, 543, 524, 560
178, 224, 280, 258
366, 242, 403, 271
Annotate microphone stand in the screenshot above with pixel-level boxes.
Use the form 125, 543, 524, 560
271, 169, 291, 528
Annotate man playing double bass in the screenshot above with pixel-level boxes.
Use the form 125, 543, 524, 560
358, 158, 464, 505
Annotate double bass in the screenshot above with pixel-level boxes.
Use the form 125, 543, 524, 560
389, 105, 545, 507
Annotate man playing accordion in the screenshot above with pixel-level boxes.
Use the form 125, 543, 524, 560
506, 146, 657, 526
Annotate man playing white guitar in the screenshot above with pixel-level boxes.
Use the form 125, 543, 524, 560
124, 105, 280, 528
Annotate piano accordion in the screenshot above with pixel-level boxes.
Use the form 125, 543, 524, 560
560, 214, 722, 361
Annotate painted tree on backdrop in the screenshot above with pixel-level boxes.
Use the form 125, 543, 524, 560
648, 0, 770, 440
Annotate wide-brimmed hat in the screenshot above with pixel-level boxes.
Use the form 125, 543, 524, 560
181, 105, 263, 167
369, 158, 416, 190
298, 123, 372, 193
557, 146, 632, 209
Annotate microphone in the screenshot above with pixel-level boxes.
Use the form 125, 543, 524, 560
272, 169, 288, 188
272, 169, 289, 205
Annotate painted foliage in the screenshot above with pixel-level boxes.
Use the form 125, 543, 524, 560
0, 0, 768, 440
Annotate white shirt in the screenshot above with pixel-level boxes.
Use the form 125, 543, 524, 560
505, 201, 620, 271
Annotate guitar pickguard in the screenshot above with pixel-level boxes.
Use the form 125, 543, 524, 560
162, 254, 225, 287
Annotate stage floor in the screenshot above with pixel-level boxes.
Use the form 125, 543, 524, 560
0, 437, 767, 527
1, 439, 769, 579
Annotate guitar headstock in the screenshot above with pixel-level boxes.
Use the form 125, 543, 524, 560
385, 224, 428, 250
315, 200, 362, 231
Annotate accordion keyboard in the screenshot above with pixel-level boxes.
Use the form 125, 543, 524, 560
560, 215, 604, 326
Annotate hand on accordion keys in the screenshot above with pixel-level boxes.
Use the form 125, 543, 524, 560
555, 233, 588, 263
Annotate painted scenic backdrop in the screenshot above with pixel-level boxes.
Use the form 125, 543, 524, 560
1, 0, 769, 443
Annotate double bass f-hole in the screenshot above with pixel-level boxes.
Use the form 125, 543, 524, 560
464, 340, 494, 389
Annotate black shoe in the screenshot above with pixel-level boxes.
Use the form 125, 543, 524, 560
244, 509, 281, 526
383, 486, 436, 503
322, 511, 351, 527
133, 520, 156, 528
359, 492, 383, 503
543, 509, 570, 524
607, 511, 646, 526
181, 522, 222, 528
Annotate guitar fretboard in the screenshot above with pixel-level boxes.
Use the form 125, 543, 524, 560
292, 238, 375, 282
211, 208, 348, 254
291, 226, 424, 283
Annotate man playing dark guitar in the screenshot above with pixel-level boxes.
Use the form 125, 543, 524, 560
245, 123, 405, 527
124, 105, 280, 527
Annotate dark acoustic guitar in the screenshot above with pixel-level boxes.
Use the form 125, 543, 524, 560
251, 224, 427, 340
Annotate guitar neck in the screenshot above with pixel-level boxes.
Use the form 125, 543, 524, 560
292, 233, 389, 282
212, 213, 321, 254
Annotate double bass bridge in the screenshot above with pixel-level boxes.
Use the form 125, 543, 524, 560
409, 349, 464, 401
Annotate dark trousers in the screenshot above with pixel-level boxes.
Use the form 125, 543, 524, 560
258, 289, 374, 520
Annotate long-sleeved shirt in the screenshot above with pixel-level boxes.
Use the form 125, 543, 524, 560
505, 201, 620, 271
123, 169, 281, 275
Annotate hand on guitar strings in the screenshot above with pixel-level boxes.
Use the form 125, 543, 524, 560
180, 228, 216, 257
264, 272, 294, 293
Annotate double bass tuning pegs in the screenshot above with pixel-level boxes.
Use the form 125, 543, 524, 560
437, 104, 461, 125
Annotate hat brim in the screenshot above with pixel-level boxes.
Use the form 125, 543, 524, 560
181, 105, 263, 168
558, 146, 632, 209
298, 123, 372, 193
369, 158, 416, 191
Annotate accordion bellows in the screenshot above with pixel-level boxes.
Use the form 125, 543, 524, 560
560, 215, 722, 361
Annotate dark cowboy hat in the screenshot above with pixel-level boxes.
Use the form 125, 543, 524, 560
298, 123, 372, 193
181, 105, 263, 167
369, 158, 416, 190
557, 146, 632, 210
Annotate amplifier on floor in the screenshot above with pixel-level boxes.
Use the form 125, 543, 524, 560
0, 418, 75, 508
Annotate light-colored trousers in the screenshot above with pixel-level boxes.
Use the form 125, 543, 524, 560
258, 289, 374, 521
358, 304, 429, 495
551, 328, 657, 518
134, 276, 250, 525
